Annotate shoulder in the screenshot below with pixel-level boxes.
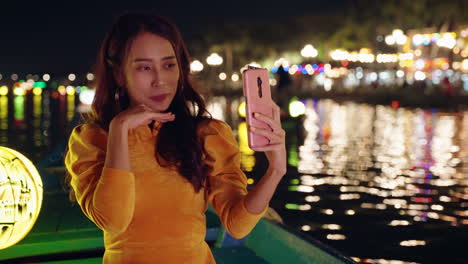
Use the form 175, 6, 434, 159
197, 118, 233, 137
197, 118, 239, 150
69, 123, 108, 150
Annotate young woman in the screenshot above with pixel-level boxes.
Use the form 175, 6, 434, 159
65, 11, 286, 263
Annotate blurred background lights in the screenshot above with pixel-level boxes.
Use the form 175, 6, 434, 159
32, 87, 42, 96
0, 86, 8, 96
330, 49, 349, 61
190, 60, 204, 72
289, 99, 306, 117
414, 71, 426, 81
86, 73, 95, 81
79, 89, 95, 105
246, 62, 262, 69
301, 44, 318, 58
396, 70, 405, 78
13, 87, 25, 96
66, 86, 75, 96
238, 101, 246, 118
219, 72, 227, 80
42, 74, 50, 81
324, 78, 333, 91
385, 35, 396, 45
68, 73, 76, 81
391, 29, 407, 45
231, 73, 239, 82
289, 65, 299, 75
11, 74, 18, 81
58, 86, 66, 96
413, 34, 424, 46
462, 59, 468, 71
436, 33, 456, 49
206, 53, 223, 66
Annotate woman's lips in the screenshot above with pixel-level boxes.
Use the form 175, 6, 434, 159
149, 94, 169, 102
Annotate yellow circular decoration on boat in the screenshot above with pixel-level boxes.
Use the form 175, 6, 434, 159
0, 147, 43, 250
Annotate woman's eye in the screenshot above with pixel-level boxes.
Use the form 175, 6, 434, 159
165, 63, 176, 69
137, 66, 151, 71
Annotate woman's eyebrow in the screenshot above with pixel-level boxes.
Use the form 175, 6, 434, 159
132, 56, 176, 63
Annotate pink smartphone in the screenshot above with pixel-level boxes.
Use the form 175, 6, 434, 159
242, 66, 274, 149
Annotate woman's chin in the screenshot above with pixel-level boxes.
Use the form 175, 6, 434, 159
148, 103, 170, 113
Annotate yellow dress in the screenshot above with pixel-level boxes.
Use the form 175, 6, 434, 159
65, 119, 268, 263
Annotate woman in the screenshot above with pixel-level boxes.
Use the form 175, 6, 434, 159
65, 11, 286, 263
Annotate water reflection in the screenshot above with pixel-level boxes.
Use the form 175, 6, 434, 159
289, 99, 467, 263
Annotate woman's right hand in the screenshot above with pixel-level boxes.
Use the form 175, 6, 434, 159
111, 104, 175, 130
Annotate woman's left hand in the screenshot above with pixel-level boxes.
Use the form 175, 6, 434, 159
250, 102, 286, 177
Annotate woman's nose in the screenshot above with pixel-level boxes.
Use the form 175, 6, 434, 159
151, 70, 164, 86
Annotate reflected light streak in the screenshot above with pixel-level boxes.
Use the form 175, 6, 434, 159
238, 122, 255, 172
298, 100, 324, 174
322, 209, 334, 215
322, 224, 342, 230
14, 96, 24, 121
288, 185, 314, 193
389, 220, 410, 226
305, 195, 320, 202
345, 209, 355, 215
430, 204, 444, 211
67, 95, 75, 122
339, 193, 360, 200
326, 234, 346, 240
400, 240, 426, 247
0, 96, 8, 130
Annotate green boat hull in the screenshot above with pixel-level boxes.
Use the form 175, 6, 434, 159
0, 191, 355, 264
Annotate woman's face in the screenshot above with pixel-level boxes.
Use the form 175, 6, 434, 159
120, 32, 180, 112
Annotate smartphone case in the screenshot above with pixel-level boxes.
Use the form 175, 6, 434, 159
242, 67, 274, 149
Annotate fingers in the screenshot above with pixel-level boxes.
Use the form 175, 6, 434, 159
251, 126, 282, 143
273, 103, 281, 122
251, 143, 283, 152
145, 111, 175, 123
253, 111, 281, 132
137, 104, 175, 123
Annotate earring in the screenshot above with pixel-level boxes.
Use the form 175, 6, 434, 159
115, 86, 124, 101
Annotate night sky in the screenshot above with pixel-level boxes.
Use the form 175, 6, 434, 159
0, 0, 344, 76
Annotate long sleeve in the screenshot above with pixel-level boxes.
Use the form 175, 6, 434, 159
65, 123, 135, 234
200, 120, 268, 239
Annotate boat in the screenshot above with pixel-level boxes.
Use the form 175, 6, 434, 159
0, 187, 356, 264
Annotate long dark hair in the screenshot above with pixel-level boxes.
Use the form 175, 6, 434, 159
65, 11, 212, 200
